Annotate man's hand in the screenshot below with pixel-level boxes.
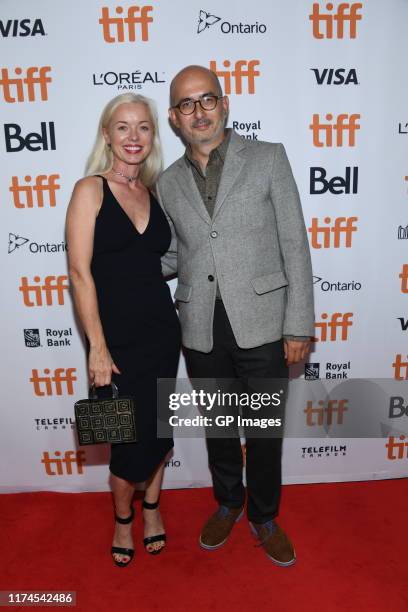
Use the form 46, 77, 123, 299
283, 339, 310, 365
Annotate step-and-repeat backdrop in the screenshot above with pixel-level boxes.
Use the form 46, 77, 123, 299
1, 0, 408, 492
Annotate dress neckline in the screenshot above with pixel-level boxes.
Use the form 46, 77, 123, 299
98, 175, 152, 236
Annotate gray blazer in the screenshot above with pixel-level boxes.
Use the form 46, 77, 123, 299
157, 130, 314, 353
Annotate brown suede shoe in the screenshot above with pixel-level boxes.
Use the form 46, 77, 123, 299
250, 521, 296, 566
199, 505, 244, 550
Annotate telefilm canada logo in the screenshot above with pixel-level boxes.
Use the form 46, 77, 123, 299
8, 232, 67, 254
92, 68, 165, 90
197, 9, 266, 34
34, 416, 75, 431
301, 444, 347, 458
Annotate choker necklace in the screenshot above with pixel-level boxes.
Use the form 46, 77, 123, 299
112, 169, 139, 183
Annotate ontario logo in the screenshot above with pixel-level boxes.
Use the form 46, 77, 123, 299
197, 9, 266, 34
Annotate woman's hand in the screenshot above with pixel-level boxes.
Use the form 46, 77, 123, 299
89, 345, 121, 387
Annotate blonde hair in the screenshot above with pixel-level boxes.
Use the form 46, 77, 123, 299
85, 93, 163, 187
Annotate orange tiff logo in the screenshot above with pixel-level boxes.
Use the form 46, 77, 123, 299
392, 355, 408, 380
399, 264, 408, 293
309, 2, 363, 39
30, 368, 77, 396
385, 436, 408, 460
314, 313, 353, 342
310, 114, 360, 147
308, 217, 358, 248
99, 5, 153, 42
209, 60, 260, 94
41, 450, 86, 475
0, 66, 52, 102
19, 275, 69, 307
304, 399, 348, 425
10, 174, 60, 208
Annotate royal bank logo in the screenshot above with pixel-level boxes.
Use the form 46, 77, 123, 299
232, 119, 261, 140
92, 69, 165, 90
305, 363, 320, 380
24, 328, 40, 347
24, 327, 73, 348
8, 232, 67, 254
197, 9, 266, 35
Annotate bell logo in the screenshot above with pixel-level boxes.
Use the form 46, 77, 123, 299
209, 60, 260, 94
385, 436, 408, 460
309, 2, 363, 39
308, 217, 358, 248
0, 67, 52, 103
99, 5, 153, 43
30, 368, 77, 396
41, 450, 86, 475
399, 264, 408, 293
392, 355, 408, 380
10, 174, 60, 208
19, 275, 69, 307
309, 113, 360, 147
304, 399, 348, 425
4, 122, 56, 153
314, 313, 353, 342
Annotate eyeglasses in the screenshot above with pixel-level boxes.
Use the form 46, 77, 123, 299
172, 94, 223, 115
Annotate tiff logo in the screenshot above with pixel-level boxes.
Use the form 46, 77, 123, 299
99, 5, 153, 42
304, 399, 348, 425
309, 2, 363, 39
10, 174, 60, 208
19, 275, 69, 306
385, 436, 408, 460
310, 113, 360, 146
314, 313, 353, 342
392, 355, 408, 380
209, 60, 260, 94
308, 217, 358, 248
41, 450, 85, 475
0, 67, 52, 103
30, 368, 77, 396
399, 264, 408, 293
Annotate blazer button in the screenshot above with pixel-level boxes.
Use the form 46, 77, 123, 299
208, 275, 214, 282
210, 230, 218, 239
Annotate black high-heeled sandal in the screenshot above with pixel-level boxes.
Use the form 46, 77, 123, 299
142, 500, 166, 555
111, 506, 135, 567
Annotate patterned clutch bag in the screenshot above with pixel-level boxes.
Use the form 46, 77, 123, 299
74, 383, 137, 445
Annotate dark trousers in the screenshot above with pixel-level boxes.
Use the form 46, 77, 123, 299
184, 300, 288, 524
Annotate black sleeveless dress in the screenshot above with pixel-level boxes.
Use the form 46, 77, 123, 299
90, 176, 180, 483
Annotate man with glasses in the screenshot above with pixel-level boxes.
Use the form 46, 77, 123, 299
157, 65, 314, 566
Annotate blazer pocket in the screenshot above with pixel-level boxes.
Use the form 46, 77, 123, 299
251, 271, 288, 295
174, 282, 192, 302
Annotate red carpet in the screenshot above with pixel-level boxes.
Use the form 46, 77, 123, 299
1, 481, 407, 612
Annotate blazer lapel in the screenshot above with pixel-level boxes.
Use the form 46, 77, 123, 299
212, 131, 247, 221
175, 159, 211, 226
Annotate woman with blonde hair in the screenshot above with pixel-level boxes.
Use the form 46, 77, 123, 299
66, 93, 180, 567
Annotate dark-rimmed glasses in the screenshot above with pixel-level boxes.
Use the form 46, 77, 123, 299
171, 94, 223, 115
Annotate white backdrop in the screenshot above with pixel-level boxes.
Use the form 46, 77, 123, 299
1, 0, 408, 493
